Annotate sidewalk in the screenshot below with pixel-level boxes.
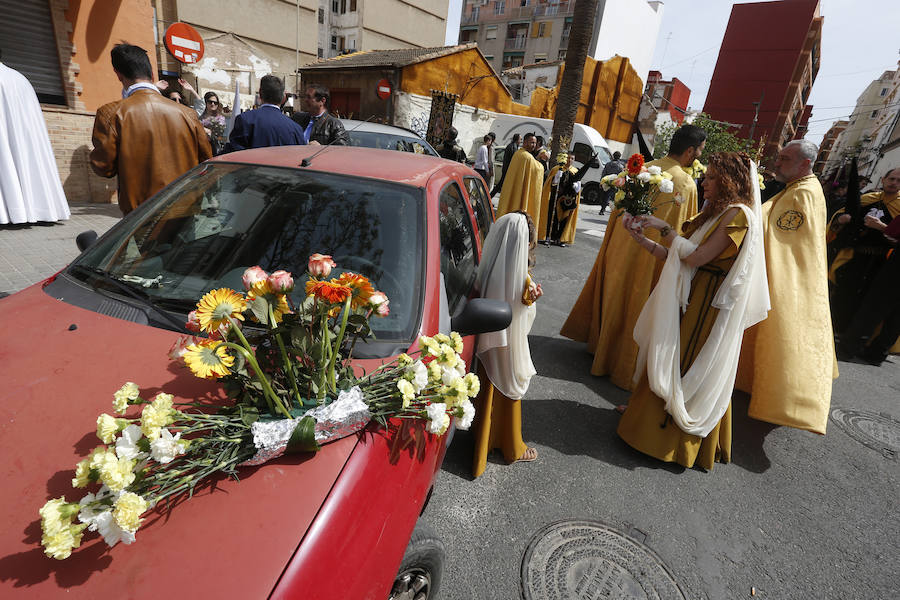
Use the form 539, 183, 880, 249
0, 203, 121, 296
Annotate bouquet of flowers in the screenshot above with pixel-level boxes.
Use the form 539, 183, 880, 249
600, 153, 676, 216
38, 255, 479, 560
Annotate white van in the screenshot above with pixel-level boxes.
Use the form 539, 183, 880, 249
488, 116, 614, 203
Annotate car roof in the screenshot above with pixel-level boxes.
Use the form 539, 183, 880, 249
341, 119, 425, 139
209, 145, 458, 188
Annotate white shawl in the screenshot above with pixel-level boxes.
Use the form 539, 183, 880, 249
632, 161, 770, 437
475, 214, 537, 400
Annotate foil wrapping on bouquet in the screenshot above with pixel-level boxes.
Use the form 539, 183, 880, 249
238, 386, 372, 466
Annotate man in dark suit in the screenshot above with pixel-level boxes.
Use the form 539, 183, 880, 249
225, 75, 306, 151
290, 84, 349, 146
490, 133, 520, 196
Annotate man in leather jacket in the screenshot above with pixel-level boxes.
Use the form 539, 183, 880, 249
291, 84, 349, 146
90, 44, 211, 216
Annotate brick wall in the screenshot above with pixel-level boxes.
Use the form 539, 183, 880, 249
41, 106, 118, 205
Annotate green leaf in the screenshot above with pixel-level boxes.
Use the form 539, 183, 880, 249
285, 416, 320, 453
240, 405, 260, 426
246, 294, 271, 324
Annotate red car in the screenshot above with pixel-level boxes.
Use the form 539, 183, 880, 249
0, 146, 506, 599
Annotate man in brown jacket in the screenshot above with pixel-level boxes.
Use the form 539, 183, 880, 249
91, 44, 211, 215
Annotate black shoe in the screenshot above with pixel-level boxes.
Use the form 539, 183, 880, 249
538, 239, 552, 246
860, 350, 886, 366
552, 240, 568, 248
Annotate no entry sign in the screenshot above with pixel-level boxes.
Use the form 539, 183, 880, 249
164, 23, 205, 64
376, 79, 392, 100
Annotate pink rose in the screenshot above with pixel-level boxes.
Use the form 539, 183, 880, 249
308, 253, 336, 278
613, 177, 626, 188
209, 319, 239, 340
370, 292, 390, 317
267, 270, 294, 293
168, 335, 203, 359
185, 310, 201, 332
242, 266, 268, 291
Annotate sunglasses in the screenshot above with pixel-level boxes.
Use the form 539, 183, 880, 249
206, 100, 219, 105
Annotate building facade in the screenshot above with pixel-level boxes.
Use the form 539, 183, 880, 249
645, 70, 690, 125
703, 0, 822, 161
459, 0, 661, 86
813, 120, 848, 177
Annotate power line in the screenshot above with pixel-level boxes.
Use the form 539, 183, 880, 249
659, 44, 720, 71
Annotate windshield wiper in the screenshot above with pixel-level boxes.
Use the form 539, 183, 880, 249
67, 264, 192, 334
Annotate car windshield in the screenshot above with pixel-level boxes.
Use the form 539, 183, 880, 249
71, 163, 424, 342
593, 145, 612, 164
347, 130, 438, 156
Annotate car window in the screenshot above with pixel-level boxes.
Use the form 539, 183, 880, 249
463, 176, 493, 244
73, 164, 424, 343
346, 130, 438, 156
438, 182, 478, 314
573, 142, 594, 165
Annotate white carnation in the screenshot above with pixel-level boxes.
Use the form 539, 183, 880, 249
659, 179, 674, 194
441, 364, 462, 386
637, 172, 651, 182
454, 399, 476, 431
115, 424, 144, 460
94, 511, 136, 547
408, 361, 429, 393
150, 428, 187, 464
647, 165, 662, 175
425, 403, 448, 434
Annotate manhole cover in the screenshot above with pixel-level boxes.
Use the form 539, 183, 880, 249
521, 520, 686, 600
831, 408, 900, 458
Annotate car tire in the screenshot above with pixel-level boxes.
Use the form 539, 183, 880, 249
581, 182, 601, 205
389, 521, 445, 600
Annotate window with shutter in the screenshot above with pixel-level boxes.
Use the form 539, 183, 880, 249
0, 1, 66, 105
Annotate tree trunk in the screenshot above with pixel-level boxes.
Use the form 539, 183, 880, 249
549, 0, 600, 165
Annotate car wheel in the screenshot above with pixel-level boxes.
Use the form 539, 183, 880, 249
581, 183, 601, 205
389, 521, 445, 600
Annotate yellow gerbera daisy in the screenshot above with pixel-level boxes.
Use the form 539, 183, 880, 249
247, 287, 292, 324
183, 341, 235, 379
195, 288, 246, 334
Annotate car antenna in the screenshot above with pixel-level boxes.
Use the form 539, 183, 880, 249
300, 114, 380, 167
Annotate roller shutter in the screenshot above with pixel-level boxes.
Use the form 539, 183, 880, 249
0, 1, 66, 105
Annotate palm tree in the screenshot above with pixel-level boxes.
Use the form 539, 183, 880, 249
549, 0, 600, 165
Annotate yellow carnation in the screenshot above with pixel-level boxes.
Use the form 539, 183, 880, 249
614, 189, 626, 202
450, 332, 464, 353
41, 523, 86, 560
434, 333, 451, 345
397, 379, 416, 405
436, 344, 458, 367
463, 373, 481, 398
151, 392, 174, 413
113, 491, 148, 533
141, 404, 172, 440
98, 454, 136, 492
96, 413, 121, 444
427, 361, 442, 384
72, 458, 93, 488
397, 353, 413, 367
113, 382, 140, 414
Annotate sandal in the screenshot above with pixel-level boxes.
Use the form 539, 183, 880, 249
516, 447, 538, 463
614, 404, 628, 415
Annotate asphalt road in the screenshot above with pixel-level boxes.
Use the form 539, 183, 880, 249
423, 205, 900, 599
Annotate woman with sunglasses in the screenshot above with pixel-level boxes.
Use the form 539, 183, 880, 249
200, 92, 227, 155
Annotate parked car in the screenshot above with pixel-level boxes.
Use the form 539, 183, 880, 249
0, 146, 505, 599
341, 119, 439, 157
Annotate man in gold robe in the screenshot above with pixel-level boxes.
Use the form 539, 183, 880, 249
736, 140, 838, 434
560, 124, 704, 391
827, 167, 900, 334
497, 133, 545, 234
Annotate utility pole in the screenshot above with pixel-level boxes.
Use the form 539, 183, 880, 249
748, 91, 765, 141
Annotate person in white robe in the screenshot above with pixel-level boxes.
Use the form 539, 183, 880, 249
0, 60, 70, 224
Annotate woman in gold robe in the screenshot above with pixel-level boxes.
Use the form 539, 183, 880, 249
616, 153, 769, 470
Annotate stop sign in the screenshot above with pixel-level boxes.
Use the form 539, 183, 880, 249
376, 79, 392, 100
164, 23, 205, 64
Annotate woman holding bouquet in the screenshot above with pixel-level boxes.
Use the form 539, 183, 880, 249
616, 152, 770, 470
471, 211, 543, 477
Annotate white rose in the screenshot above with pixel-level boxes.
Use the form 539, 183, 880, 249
150, 428, 187, 464
637, 172, 651, 183
647, 165, 662, 175
659, 179, 675, 194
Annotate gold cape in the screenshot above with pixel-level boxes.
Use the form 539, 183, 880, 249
559, 156, 698, 390
538, 164, 580, 244
736, 174, 838, 434
497, 148, 546, 235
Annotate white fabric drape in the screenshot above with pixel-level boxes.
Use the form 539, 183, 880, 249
0, 63, 70, 224
475, 213, 537, 400
632, 161, 770, 437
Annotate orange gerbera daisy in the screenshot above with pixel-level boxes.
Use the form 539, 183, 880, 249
333, 272, 375, 309
626, 153, 645, 176
305, 280, 352, 305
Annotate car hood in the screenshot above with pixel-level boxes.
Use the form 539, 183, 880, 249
0, 285, 358, 598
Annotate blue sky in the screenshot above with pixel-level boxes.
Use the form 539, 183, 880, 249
445, 0, 900, 146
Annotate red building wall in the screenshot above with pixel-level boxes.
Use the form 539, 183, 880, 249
667, 78, 690, 123
703, 0, 819, 143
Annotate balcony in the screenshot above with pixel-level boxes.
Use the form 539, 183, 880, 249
505, 37, 526, 49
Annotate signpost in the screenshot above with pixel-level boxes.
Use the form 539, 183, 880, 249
376, 79, 392, 100
164, 23, 205, 65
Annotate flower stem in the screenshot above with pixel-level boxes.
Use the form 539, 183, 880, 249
327, 296, 352, 393
219, 341, 291, 419
270, 304, 302, 409
317, 312, 329, 403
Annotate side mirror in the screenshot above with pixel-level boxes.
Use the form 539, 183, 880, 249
589, 159, 601, 169
450, 298, 512, 336
76, 230, 98, 252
